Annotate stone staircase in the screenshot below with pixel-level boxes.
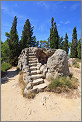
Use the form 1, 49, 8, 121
24, 49, 47, 95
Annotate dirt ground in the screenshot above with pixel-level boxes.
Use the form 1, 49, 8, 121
1, 63, 81, 121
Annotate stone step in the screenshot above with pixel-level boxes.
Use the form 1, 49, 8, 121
31, 70, 41, 75
31, 74, 45, 80
29, 63, 37, 67
32, 83, 47, 92
32, 78, 44, 86
29, 51, 33, 54
29, 58, 37, 61
29, 53, 34, 56
30, 66, 38, 71
29, 60, 38, 64
29, 56, 36, 58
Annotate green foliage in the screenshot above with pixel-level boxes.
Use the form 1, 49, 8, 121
39, 40, 49, 48
1, 62, 11, 72
48, 76, 78, 93
73, 62, 80, 68
49, 76, 72, 89
36, 41, 39, 47
76, 58, 81, 62
20, 19, 35, 52
50, 17, 59, 49
1, 40, 9, 63
77, 39, 81, 59
63, 33, 69, 54
70, 27, 78, 58
58, 36, 63, 49
68, 42, 72, 48
5, 16, 19, 66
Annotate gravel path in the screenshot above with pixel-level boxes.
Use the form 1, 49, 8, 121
1, 64, 81, 121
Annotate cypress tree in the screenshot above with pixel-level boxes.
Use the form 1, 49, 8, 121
54, 22, 59, 49
20, 19, 34, 51
77, 39, 81, 59
50, 17, 59, 49
50, 17, 54, 49
6, 16, 19, 66
63, 33, 69, 54
70, 27, 78, 58
58, 36, 63, 49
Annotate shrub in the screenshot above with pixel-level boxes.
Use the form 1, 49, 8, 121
68, 64, 71, 67
76, 58, 81, 63
73, 62, 80, 68
48, 75, 78, 93
1, 62, 11, 72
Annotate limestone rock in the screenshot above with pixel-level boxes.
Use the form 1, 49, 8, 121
26, 82, 33, 90
68, 58, 76, 66
46, 72, 53, 80
47, 49, 69, 76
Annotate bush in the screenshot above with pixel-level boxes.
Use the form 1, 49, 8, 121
73, 62, 80, 68
76, 58, 81, 62
1, 62, 11, 72
47, 76, 78, 93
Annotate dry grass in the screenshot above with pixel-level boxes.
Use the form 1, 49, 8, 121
68, 64, 71, 67
46, 75, 78, 93
23, 91, 35, 99
18, 71, 26, 94
73, 62, 80, 68
19, 71, 36, 99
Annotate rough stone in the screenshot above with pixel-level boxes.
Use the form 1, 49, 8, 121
46, 72, 53, 80
26, 82, 33, 90
68, 58, 76, 66
47, 49, 69, 76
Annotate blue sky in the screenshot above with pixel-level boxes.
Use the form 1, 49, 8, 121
1, 1, 81, 43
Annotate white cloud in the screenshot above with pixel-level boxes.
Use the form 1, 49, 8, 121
58, 24, 60, 27
1, 5, 27, 20
36, 1, 49, 9
71, 3, 80, 10
64, 21, 70, 24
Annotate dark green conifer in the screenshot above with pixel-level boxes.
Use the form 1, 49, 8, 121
6, 16, 19, 66
70, 27, 78, 58
20, 19, 35, 51
63, 33, 69, 54
77, 39, 81, 59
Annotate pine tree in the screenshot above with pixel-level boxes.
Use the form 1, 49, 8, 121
77, 39, 81, 59
63, 33, 69, 54
20, 19, 34, 51
6, 16, 19, 66
70, 27, 78, 58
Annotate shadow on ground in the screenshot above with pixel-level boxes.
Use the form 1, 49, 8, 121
1, 69, 19, 84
